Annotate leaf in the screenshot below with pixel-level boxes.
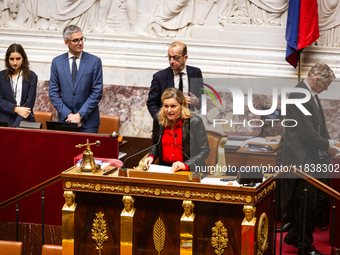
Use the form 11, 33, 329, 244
153, 217, 166, 253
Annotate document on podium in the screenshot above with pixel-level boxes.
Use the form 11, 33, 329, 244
244, 137, 281, 152
147, 164, 173, 174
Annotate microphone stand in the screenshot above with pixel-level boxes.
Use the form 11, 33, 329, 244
119, 135, 162, 176
174, 133, 201, 182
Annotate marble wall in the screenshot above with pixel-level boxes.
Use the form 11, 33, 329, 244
0, 221, 61, 255
1, 0, 340, 139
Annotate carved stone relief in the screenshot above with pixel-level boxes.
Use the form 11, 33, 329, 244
219, 0, 288, 26
0, 0, 339, 46
316, 0, 340, 47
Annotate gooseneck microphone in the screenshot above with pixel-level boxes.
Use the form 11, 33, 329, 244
174, 133, 197, 171
120, 134, 162, 170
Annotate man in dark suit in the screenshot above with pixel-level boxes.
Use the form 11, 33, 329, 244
49, 25, 103, 133
147, 41, 203, 117
282, 63, 340, 255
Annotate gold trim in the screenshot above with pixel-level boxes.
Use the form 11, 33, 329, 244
155, 188, 161, 196
66, 181, 252, 204
153, 217, 166, 255
91, 211, 109, 255
65, 181, 72, 189
215, 193, 221, 201
211, 221, 228, 255
255, 181, 276, 202
124, 186, 131, 193
256, 213, 268, 255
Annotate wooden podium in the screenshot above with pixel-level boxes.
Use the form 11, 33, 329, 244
61, 167, 276, 255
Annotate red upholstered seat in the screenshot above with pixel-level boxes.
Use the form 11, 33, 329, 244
0, 240, 23, 255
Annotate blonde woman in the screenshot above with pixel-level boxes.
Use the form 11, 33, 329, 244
144, 88, 210, 172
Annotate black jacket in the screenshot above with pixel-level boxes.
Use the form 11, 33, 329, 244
149, 114, 210, 171
147, 66, 203, 117
281, 80, 330, 205
0, 70, 37, 127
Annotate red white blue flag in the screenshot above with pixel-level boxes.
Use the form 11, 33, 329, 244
285, 0, 319, 67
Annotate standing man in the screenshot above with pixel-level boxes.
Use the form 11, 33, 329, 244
49, 25, 103, 133
282, 63, 339, 255
147, 41, 203, 117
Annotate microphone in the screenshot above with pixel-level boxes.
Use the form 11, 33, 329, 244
120, 134, 162, 170
174, 133, 197, 171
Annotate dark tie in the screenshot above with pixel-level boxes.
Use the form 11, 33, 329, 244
71, 56, 77, 84
315, 94, 326, 130
178, 72, 183, 92
314, 94, 322, 111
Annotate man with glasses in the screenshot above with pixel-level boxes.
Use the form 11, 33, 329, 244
49, 25, 103, 133
147, 41, 203, 117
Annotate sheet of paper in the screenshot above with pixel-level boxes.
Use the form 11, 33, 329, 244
201, 177, 241, 186
246, 137, 279, 144
148, 164, 173, 174
227, 135, 255, 140
225, 140, 248, 147
118, 152, 127, 159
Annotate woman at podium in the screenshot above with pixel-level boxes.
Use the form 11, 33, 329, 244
143, 88, 210, 172
0, 44, 37, 127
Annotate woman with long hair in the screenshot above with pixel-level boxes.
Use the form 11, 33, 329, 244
143, 87, 210, 172
0, 43, 37, 126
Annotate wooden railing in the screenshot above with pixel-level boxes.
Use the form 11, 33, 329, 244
0, 174, 62, 244
280, 166, 340, 200
274, 165, 340, 255
0, 174, 61, 210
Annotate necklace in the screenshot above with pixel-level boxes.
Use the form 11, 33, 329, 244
10, 70, 21, 102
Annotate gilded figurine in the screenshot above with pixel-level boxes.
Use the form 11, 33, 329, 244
62, 191, 76, 211
242, 205, 256, 225
122, 195, 136, 215
181, 200, 195, 220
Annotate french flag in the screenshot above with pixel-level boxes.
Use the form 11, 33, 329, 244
285, 0, 319, 68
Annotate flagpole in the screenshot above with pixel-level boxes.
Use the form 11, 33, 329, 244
298, 53, 302, 83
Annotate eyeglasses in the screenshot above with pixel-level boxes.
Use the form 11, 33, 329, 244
68, 36, 86, 44
167, 55, 184, 61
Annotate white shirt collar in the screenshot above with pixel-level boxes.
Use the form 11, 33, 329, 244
68, 51, 82, 59
304, 79, 317, 97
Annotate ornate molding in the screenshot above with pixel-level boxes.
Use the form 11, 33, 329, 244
64, 181, 254, 204
211, 220, 228, 255
153, 217, 166, 255
256, 213, 269, 255
255, 181, 276, 202
92, 211, 109, 255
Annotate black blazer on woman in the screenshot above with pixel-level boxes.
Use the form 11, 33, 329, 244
149, 114, 210, 172
0, 70, 37, 127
